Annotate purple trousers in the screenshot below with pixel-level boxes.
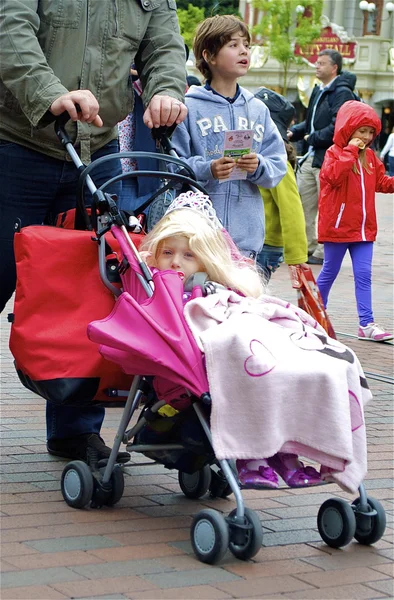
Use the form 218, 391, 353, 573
317, 242, 374, 327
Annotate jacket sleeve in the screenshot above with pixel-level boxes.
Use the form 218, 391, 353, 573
135, 1, 187, 108
380, 133, 394, 159
269, 163, 308, 265
308, 88, 355, 150
319, 145, 359, 187
290, 120, 306, 142
0, 0, 68, 127
171, 119, 214, 183
375, 156, 394, 193
248, 109, 287, 188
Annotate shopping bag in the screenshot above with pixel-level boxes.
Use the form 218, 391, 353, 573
9, 225, 139, 405
288, 264, 336, 339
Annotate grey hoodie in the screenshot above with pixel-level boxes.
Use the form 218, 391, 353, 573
171, 85, 287, 255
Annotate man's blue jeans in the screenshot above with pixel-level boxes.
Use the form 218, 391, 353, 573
0, 139, 121, 440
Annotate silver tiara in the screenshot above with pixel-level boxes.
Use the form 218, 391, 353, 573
165, 191, 223, 229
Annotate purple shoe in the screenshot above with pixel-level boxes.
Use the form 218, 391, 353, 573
236, 459, 278, 490
267, 453, 321, 488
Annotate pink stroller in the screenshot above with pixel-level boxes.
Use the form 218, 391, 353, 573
61, 220, 264, 564
55, 127, 264, 564
58, 125, 386, 565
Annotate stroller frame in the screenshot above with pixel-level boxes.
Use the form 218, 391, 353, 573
54, 115, 386, 564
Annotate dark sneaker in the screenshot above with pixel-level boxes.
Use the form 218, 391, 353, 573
47, 433, 130, 465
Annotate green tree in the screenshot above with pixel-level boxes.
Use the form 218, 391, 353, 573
176, 0, 239, 16
177, 4, 205, 49
253, 0, 323, 94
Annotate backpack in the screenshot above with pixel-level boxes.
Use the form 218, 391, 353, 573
254, 87, 295, 141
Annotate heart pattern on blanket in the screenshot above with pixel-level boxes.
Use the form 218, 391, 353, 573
349, 390, 364, 432
244, 339, 276, 377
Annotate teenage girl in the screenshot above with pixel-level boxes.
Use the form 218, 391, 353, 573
317, 101, 394, 342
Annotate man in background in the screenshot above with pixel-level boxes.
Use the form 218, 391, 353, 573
289, 50, 356, 265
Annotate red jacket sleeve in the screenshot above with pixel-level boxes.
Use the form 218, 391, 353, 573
375, 156, 394, 193
320, 145, 359, 188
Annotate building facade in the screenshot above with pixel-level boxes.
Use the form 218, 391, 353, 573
235, 0, 394, 136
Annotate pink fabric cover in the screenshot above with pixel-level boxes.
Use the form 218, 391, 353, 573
184, 291, 372, 494
88, 226, 208, 401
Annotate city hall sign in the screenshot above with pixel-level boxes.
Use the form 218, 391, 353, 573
295, 24, 357, 67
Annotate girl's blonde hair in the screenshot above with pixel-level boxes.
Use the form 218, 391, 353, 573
140, 208, 265, 298
352, 148, 372, 175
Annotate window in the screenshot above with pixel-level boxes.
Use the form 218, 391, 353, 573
363, 0, 384, 35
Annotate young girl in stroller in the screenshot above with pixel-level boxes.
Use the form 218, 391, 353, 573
139, 191, 369, 492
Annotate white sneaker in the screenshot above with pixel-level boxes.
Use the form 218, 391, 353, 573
358, 323, 393, 342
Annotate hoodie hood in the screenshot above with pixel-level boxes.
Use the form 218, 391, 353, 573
186, 84, 256, 104
336, 71, 357, 92
333, 101, 381, 148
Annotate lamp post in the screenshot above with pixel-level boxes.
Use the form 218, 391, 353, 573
359, 1, 394, 16
359, 0, 394, 36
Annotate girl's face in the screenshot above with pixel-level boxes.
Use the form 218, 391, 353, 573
351, 126, 375, 147
208, 32, 250, 80
156, 236, 204, 282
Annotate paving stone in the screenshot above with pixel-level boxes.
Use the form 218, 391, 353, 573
1, 567, 86, 589
364, 578, 394, 596
5, 550, 105, 570
260, 528, 322, 546
25, 535, 121, 552
143, 567, 241, 589
86, 543, 183, 562
295, 565, 390, 588
277, 582, 391, 599
74, 596, 128, 600
51, 575, 157, 598
301, 549, 392, 570
70, 558, 174, 579
214, 574, 315, 597
125, 584, 232, 599
0, 585, 68, 599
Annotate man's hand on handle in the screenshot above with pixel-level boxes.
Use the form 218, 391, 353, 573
50, 91, 103, 127
143, 94, 187, 129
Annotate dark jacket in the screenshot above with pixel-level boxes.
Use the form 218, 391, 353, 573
291, 72, 356, 168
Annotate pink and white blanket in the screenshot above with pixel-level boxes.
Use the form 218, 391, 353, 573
184, 291, 372, 493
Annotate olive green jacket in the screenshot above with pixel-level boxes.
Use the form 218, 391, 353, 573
0, 0, 187, 161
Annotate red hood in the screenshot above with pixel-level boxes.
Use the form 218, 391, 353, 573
333, 101, 381, 148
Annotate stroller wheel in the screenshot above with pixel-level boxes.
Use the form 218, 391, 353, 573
317, 498, 356, 548
352, 496, 386, 545
61, 460, 94, 509
104, 465, 125, 507
178, 465, 211, 499
228, 508, 263, 560
191, 508, 229, 564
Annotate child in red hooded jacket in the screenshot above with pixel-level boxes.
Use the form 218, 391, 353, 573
317, 101, 394, 342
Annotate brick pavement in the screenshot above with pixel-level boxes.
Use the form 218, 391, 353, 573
1, 193, 393, 600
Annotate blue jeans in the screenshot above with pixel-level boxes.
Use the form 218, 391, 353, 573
257, 244, 284, 281
0, 140, 121, 440
388, 156, 394, 177
317, 242, 374, 326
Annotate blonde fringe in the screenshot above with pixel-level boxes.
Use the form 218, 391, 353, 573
140, 209, 266, 298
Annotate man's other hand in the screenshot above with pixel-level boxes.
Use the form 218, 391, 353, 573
50, 91, 103, 127
143, 94, 187, 129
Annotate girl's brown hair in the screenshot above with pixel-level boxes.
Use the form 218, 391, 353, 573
193, 15, 250, 81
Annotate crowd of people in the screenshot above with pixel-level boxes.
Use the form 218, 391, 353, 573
0, 5, 392, 470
